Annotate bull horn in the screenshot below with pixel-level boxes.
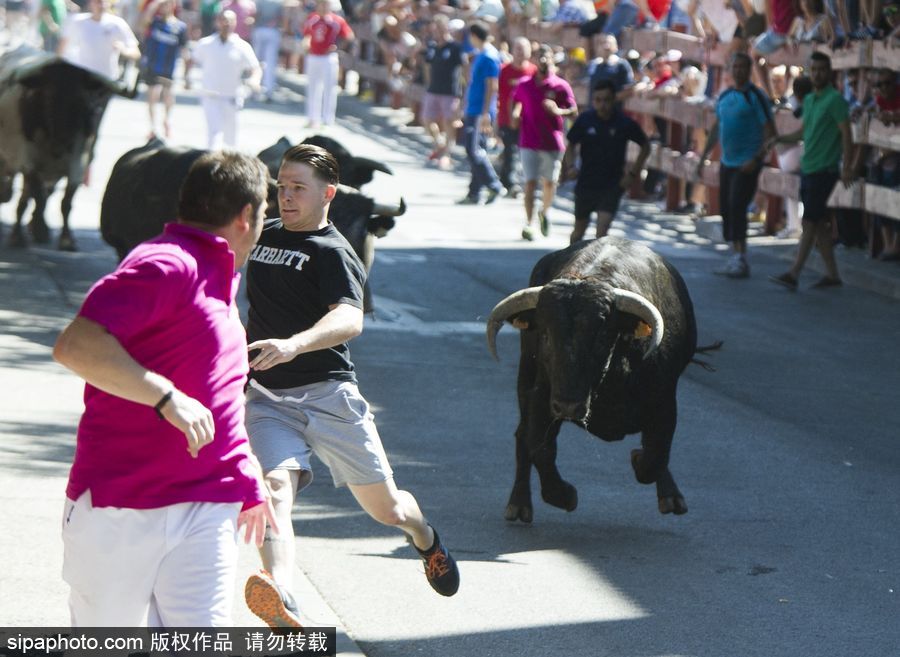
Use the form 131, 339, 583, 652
372, 197, 406, 217
612, 288, 664, 359
355, 157, 393, 176
486, 286, 543, 361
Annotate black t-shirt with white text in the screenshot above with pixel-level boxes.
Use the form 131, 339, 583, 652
567, 109, 648, 193
246, 220, 366, 389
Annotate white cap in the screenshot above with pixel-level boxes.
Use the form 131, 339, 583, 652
665, 48, 683, 62
448, 18, 466, 32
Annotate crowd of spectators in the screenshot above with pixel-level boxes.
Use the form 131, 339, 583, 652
1, 0, 897, 253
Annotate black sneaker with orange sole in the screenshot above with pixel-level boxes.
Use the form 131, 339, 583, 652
410, 526, 460, 597
245, 570, 304, 628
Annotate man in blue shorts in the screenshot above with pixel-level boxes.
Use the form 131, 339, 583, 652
562, 79, 650, 243
140, 0, 189, 138
243, 144, 460, 628
768, 51, 853, 290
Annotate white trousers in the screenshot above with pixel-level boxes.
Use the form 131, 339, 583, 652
777, 144, 804, 231
62, 490, 242, 627
253, 27, 282, 97
304, 52, 339, 126
202, 96, 238, 149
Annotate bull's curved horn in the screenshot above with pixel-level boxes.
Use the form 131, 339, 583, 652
372, 197, 406, 217
612, 288, 664, 359
486, 286, 543, 361
355, 157, 393, 176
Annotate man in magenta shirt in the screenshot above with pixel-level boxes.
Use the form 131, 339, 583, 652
54, 151, 275, 627
511, 45, 577, 240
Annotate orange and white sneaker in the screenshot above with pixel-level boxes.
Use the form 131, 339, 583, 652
245, 570, 304, 628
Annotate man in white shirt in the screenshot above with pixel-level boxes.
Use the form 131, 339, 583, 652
192, 9, 262, 149
58, 0, 141, 81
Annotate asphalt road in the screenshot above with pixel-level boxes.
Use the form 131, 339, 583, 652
1, 79, 899, 657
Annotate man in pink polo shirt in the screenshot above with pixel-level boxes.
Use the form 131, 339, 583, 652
511, 44, 577, 241
53, 151, 276, 627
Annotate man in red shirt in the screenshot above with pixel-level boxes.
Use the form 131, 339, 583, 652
497, 37, 536, 198
302, 0, 354, 128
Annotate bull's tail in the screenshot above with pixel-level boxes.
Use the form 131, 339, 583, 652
691, 340, 723, 372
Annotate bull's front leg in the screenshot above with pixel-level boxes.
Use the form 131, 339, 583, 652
58, 181, 80, 252
521, 385, 576, 514
504, 423, 534, 523
631, 396, 687, 515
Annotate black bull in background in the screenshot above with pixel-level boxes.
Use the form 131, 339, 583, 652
487, 237, 701, 523
0, 45, 135, 251
100, 136, 406, 311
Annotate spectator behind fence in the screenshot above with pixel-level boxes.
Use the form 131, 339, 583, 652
769, 51, 852, 291
511, 44, 577, 241
787, 0, 833, 44
303, 0, 354, 128
697, 52, 775, 279
867, 69, 900, 261
139, 0, 189, 140
751, 0, 796, 96
498, 37, 536, 197
378, 14, 418, 108
885, 1, 899, 44
552, 0, 591, 25
601, 0, 640, 38
563, 79, 650, 242
221, 0, 256, 40
456, 21, 505, 205
586, 33, 635, 103
772, 66, 805, 238
421, 14, 465, 171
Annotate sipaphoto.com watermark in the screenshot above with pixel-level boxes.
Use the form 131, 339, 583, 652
0, 627, 336, 656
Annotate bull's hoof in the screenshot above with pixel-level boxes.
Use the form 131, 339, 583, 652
504, 503, 533, 524
58, 233, 77, 252
631, 449, 657, 485
658, 495, 688, 515
28, 221, 50, 244
541, 481, 578, 512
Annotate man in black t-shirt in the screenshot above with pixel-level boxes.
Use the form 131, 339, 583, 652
562, 80, 650, 243
242, 144, 460, 628
420, 14, 465, 170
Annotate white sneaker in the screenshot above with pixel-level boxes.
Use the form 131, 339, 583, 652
714, 254, 749, 278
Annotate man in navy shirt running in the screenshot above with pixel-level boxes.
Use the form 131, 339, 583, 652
563, 80, 650, 243
140, 0, 189, 139
697, 52, 775, 279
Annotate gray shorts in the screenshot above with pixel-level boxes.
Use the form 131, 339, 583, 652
245, 379, 394, 490
520, 148, 563, 183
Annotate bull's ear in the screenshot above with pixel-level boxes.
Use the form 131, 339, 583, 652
509, 309, 535, 331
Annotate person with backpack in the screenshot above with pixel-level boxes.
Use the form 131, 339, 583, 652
697, 51, 775, 279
